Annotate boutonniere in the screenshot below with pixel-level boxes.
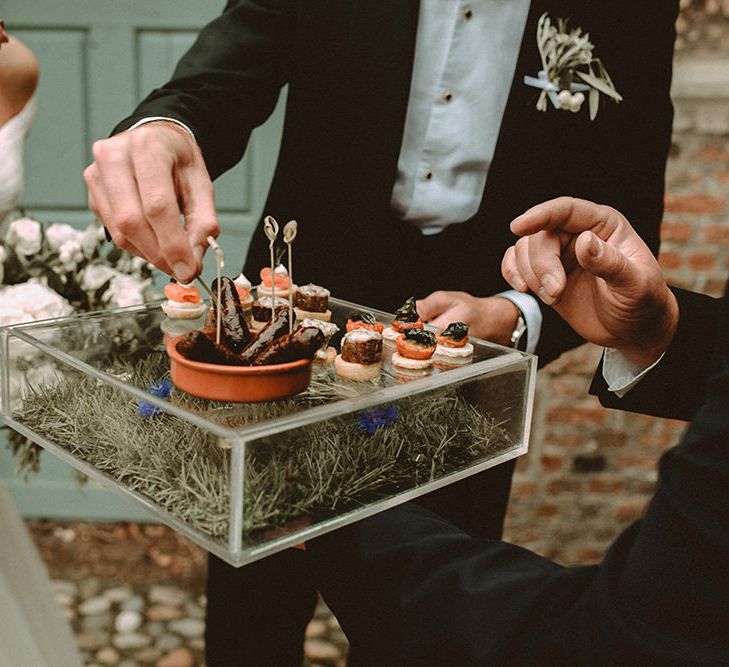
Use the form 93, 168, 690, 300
524, 13, 622, 120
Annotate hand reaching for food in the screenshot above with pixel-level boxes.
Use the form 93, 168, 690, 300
84, 120, 218, 283
416, 292, 520, 346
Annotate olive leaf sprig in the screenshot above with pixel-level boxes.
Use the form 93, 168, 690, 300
536, 12, 622, 119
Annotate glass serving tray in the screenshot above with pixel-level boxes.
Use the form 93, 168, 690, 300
1, 298, 536, 567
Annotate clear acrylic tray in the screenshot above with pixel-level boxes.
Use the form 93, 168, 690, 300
1, 298, 536, 567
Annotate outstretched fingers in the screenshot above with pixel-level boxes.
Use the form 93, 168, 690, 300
86, 140, 173, 276
132, 139, 200, 282
85, 121, 217, 283
511, 196, 623, 240
503, 231, 567, 305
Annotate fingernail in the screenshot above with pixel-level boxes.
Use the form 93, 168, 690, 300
512, 275, 527, 292
193, 245, 204, 265
541, 274, 560, 298
173, 262, 193, 282
538, 287, 555, 305
590, 236, 603, 258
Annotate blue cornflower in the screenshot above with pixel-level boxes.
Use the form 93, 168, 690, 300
137, 378, 173, 418
357, 406, 398, 433
137, 401, 161, 418
148, 379, 172, 399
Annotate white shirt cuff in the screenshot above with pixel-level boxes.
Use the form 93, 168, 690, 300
126, 116, 196, 142
602, 347, 666, 397
495, 290, 542, 354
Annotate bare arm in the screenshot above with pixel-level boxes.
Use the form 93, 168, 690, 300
0, 34, 39, 125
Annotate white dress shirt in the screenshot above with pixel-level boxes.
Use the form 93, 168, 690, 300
602, 348, 665, 397
389, 0, 540, 351
391, 0, 531, 235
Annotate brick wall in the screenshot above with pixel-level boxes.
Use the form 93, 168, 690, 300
503, 51, 729, 565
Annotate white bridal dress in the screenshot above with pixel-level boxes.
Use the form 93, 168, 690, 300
0, 94, 82, 666
0, 92, 35, 229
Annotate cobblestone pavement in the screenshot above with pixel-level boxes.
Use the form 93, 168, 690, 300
32, 522, 349, 667
54, 578, 347, 667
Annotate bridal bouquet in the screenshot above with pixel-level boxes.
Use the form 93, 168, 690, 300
1, 214, 157, 473
1, 216, 154, 317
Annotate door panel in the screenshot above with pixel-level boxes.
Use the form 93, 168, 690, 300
3, 0, 285, 519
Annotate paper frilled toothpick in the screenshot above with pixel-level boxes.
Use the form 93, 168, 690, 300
263, 216, 280, 323
207, 236, 224, 345
283, 220, 298, 333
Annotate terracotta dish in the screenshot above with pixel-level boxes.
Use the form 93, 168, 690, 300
166, 334, 313, 403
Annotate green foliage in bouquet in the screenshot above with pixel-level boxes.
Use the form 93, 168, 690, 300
1, 214, 158, 473
1, 215, 154, 310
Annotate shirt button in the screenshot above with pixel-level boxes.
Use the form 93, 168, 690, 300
464, 7, 473, 20
442, 90, 453, 103
423, 169, 433, 181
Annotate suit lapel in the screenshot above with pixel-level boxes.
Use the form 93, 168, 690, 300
344, 0, 420, 207
484, 0, 586, 218
490, 0, 554, 168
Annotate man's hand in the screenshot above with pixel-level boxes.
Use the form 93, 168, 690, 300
416, 292, 520, 346
502, 197, 679, 368
83, 120, 219, 283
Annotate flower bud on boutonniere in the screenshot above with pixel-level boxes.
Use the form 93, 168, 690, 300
524, 13, 622, 120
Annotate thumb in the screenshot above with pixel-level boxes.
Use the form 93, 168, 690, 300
574, 231, 642, 289
417, 291, 460, 322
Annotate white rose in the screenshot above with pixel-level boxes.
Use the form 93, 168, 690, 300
45, 223, 81, 253
80, 224, 103, 257
114, 254, 131, 273
6, 217, 42, 256
0, 280, 74, 362
58, 240, 83, 268
130, 256, 147, 275
104, 273, 150, 308
81, 264, 117, 291
0, 280, 74, 327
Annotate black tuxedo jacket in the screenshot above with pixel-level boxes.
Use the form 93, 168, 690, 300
591, 286, 727, 421
117, 0, 678, 366
308, 280, 729, 665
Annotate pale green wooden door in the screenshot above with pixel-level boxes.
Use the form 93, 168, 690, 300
1, 0, 285, 519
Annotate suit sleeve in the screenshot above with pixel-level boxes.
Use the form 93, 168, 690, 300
590, 288, 725, 422
310, 337, 729, 664
113, 0, 294, 179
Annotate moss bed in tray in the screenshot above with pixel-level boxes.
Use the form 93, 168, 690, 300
12, 350, 514, 543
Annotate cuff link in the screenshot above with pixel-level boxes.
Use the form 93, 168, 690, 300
510, 314, 527, 351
